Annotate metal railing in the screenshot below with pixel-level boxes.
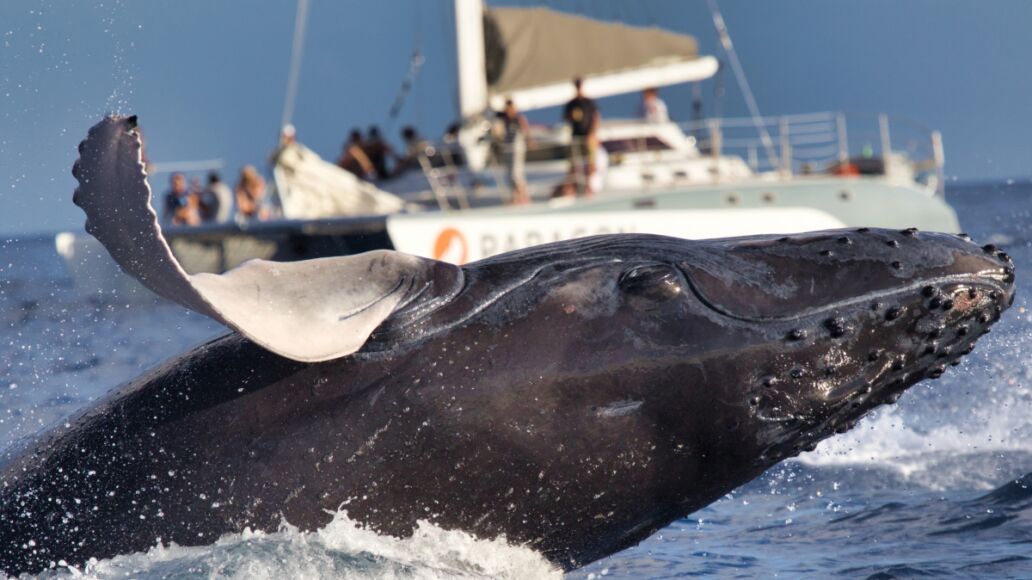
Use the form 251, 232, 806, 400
415, 111, 947, 208
680, 111, 945, 195
417, 137, 595, 208
417, 141, 472, 211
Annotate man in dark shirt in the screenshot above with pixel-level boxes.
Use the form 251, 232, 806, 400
364, 126, 395, 181
562, 77, 600, 195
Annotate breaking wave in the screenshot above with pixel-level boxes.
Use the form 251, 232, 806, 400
30, 513, 559, 580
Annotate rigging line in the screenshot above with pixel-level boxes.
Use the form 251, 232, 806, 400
704, 0, 779, 169
280, 0, 311, 132
386, 50, 427, 124
414, 0, 424, 128
386, 0, 427, 128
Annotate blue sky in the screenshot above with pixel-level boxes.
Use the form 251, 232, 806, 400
1, 0, 1030, 235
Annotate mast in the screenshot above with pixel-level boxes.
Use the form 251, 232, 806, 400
280, 0, 311, 132
452, 0, 491, 171
454, 0, 488, 120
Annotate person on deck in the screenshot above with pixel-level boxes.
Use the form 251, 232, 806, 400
364, 126, 394, 180
280, 124, 297, 147
395, 126, 429, 175
199, 171, 234, 223
495, 98, 531, 205
164, 172, 199, 226
235, 165, 268, 221
639, 87, 669, 123
188, 176, 209, 222
337, 129, 376, 179
562, 78, 600, 196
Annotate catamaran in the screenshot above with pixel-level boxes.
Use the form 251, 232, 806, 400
57, 0, 959, 297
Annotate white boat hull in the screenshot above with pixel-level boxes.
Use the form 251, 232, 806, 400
388, 207, 844, 264
386, 176, 959, 264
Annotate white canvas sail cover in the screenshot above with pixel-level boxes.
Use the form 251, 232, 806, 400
484, 7, 719, 111
272, 141, 410, 219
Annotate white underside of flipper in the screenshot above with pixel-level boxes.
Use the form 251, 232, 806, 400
72, 116, 457, 362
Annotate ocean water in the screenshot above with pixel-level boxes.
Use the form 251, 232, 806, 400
1, 182, 1030, 579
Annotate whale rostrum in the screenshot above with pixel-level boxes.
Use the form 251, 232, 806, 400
0, 116, 1016, 574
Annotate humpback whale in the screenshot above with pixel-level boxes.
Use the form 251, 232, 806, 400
0, 116, 1016, 575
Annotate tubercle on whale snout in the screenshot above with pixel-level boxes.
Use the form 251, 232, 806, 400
714, 227, 1017, 466
747, 274, 1012, 464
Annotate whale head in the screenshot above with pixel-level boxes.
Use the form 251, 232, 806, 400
441, 229, 1015, 479
400, 228, 1016, 568
668, 228, 1016, 464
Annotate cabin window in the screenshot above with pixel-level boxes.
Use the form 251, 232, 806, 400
524, 143, 572, 163
602, 136, 672, 154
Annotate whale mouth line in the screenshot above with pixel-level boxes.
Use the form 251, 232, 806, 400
684, 271, 1011, 323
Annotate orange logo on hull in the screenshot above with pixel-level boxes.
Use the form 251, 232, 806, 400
433, 227, 468, 264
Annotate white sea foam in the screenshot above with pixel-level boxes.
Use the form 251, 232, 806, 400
33, 513, 560, 580
800, 402, 1027, 478
798, 319, 1032, 490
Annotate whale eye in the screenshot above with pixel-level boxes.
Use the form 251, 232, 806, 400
618, 264, 684, 301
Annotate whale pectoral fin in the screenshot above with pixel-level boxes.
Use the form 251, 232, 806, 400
73, 115, 454, 362
72, 115, 226, 320
191, 251, 432, 362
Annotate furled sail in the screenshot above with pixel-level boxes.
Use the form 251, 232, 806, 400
484, 7, 719, 111
271, 141, 411, 219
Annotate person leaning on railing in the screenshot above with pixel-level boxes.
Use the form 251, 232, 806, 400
394, 126, 430, 177
200, 171, 234, 223
639, 87, 669, 123
337, 129, 376, 180
364, 126, 395, 181
235, 165, 269, 221
164, 172, 200, 227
